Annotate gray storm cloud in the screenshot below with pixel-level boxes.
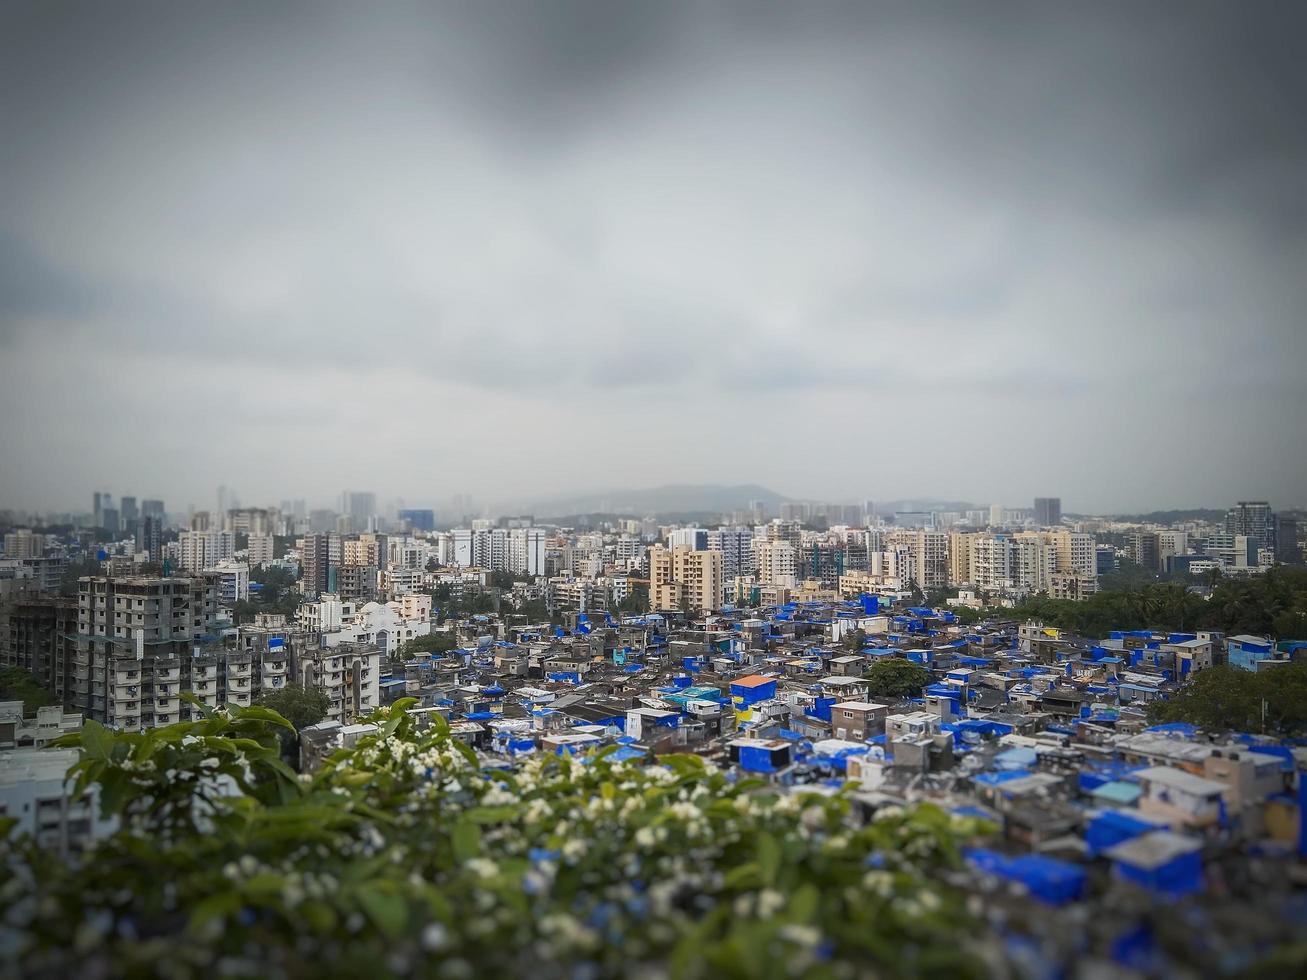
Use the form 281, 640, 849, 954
1, 1, 1304, 513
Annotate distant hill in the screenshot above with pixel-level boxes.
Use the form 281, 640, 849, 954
525, 486, 981, 520
872, 499, 977, 515
1073, 509, 1227, 523
528, 484, 786, 519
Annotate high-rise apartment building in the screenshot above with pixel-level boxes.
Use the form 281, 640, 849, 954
1275, 515, 1300, 564
246, 534, 275, 566
1126, 530, 1162, 572
398, 509, 435, 532
227, 508, 275, 536
1225, 501, 1275, 551
707, 527, 756, 583
135, 516, 163, 563
343, 533, 388, 568
1033, 497, 1062, 527
177, 530, 234, 574
120, 497, 138, 534
648, 546, 723, 613
2, 529, 42, 559
667, 528, 708, 551
341, 491, 377, 531
72, 575, 220, 727
2, 595, 79, 706
1047, 530, 1096, 578
948, 531, 975, 586
755, 540, 798, 587
1156, 530, 1189, 565
886, 530, 948, 588
508, 527, 547, 576
301, 533, 332, 597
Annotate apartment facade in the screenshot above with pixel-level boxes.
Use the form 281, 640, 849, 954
73, 575, 220, 728
1, 595, 79, 706
177, 530, 234, 574
648, 546, 723, 613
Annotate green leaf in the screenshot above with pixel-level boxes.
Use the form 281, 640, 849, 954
299, 899, 338, 932
757, 831, 781, 885
788, 883, 819, 922
450, 738, 480, 769
81, 719, 113, 761
187, 890, 242, 934
230, 705, 294, 731
179, 692, 215, 718
452, 820, 481, 862
380, 712, 404, 739
463, 805, 517, 825
356, 885, 407, 939
722, 862, 763, 891
97, 769, 132, 816
661, 754, 705, 777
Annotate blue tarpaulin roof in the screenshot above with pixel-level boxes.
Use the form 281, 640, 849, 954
973, 768, 1033, 786
994, 747, 1038, 769
966, 849, 1087, 905
1092, 780, 1143, 805
1145, 722, 1198, 737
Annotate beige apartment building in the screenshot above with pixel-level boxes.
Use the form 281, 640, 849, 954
648, 546, 723, 614
886, 529, 949, 589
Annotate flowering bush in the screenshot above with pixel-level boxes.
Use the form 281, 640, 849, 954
3, 698, 988, 977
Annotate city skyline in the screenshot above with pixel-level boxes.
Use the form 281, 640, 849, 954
2, 2, 1306, 512
2, 484, 1303, 523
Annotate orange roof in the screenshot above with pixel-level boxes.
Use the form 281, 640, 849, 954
731, 674, 776, 688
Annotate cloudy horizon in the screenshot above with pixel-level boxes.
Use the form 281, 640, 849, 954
2, 1, 1305, 515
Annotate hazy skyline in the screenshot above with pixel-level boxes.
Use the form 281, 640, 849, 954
2, 1, 1305, 513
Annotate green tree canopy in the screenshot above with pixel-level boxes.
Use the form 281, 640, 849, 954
0, 667, 56, 713
255, 682, 331, 731
397, 632, 458, 658
1146, 664, 1307, 736
1009, 567, 1307, 640
861, 658, 931, 700
617, 585, 650, 616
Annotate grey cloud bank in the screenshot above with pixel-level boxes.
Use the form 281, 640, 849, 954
1, 1, 1304, 513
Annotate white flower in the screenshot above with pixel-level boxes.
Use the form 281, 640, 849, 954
780, 924, 821, 948
634, 827, 656, 848
862, 871, 894, 897
465, 858, 498, 879
422, 922, 449, 951
669, 802, 698, 822
756, 888, 785, 918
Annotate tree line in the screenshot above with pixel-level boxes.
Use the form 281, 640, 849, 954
1010, 566, 1307, 640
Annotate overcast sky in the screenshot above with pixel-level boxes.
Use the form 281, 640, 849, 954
2, 1, 1304, 515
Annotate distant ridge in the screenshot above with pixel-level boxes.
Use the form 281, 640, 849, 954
1075, 508, 1226, 523
524, 486, 978, 520
528, 484, 786, 518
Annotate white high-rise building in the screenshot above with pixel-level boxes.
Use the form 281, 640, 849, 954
707, 527, 756, 580
178, 530, 234, 573
667, 528, 708, 551
756, 540, 798, 587
508, 528, 547, 576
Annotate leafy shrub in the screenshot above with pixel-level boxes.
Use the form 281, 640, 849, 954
2, 698, 987, 978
